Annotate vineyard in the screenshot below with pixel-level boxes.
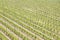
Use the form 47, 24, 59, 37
0, 0, 60, 40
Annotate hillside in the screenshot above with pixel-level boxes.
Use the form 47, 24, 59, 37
0, 0, 60, 40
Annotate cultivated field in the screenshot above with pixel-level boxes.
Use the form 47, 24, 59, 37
0, 0, 60, 40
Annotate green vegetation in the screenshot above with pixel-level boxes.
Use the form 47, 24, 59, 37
0, 32, 8, 40
0, 0, 60, 40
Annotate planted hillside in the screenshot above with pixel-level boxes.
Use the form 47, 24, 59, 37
0, 0, 60, 40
